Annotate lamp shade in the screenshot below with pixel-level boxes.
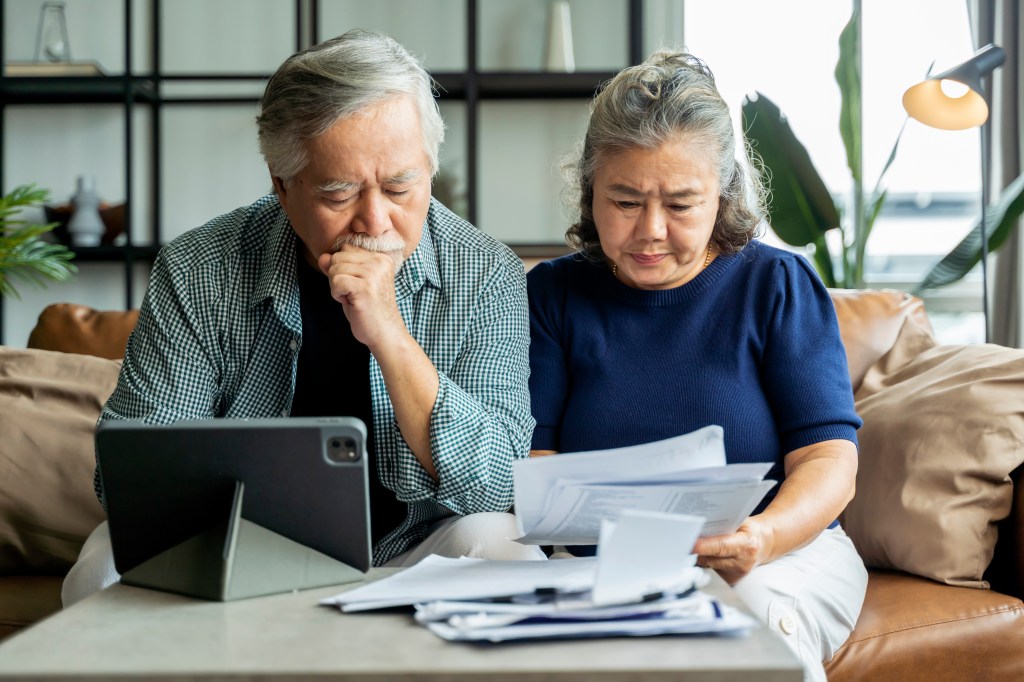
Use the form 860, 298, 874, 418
902, 44, 1005, 130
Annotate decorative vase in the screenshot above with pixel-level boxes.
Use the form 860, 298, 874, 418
67, 175, 104, 247
35, 1, 71, 63
544, 0, 575, 73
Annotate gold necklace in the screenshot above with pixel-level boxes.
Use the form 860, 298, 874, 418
611, 242, 713, 279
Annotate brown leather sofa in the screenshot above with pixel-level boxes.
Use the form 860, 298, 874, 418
823, 290, 1024, 680
1, 291, 1022, 681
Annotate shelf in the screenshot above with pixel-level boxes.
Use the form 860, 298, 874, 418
65, 244, 161, 262
434, 72, 616, 100
0, 71, 618, 105
0, 76, 157, 105
476, 72, 617, 99
0, 71, 614, 106
432, 73, 467, 99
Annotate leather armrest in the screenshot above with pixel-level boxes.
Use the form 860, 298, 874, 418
828, 288, 935, 392
27, 303, 139, 360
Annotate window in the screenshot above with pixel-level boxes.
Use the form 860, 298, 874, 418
683, 0, 983, 343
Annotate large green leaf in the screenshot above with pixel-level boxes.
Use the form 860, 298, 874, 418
811, 234, 837, 289
836, 3, 861, 185
915, 171, 1024, 292
742, 93, 840, 247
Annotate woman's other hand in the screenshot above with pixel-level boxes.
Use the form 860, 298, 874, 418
694, 439, 857, 585
693, 516, 774, 585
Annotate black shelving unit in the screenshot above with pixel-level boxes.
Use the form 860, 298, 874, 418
0, 0, 644, 345
0, 0, 156, 344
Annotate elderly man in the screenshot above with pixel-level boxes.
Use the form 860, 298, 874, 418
62, 29, 541, 606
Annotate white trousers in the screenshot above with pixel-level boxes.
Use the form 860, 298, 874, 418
383, 512, 545, 567
731, 526, 868, 682
62, 512, 543, 608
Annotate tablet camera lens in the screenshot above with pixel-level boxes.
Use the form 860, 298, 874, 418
326, 436, 360, 463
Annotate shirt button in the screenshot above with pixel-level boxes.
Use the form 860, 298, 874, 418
779, 616, 796, 635
289, 339, 297, 351
280, 409, 288, 417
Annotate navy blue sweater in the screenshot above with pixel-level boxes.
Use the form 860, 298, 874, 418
527, 241, 861, 511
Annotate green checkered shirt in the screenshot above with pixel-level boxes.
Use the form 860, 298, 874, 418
97, 195, 535, 565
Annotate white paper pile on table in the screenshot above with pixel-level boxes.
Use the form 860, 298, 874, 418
322, 510, 758, 643
513, 425, 777, 545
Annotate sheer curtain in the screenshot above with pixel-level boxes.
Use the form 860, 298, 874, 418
973, 0, 1024, 347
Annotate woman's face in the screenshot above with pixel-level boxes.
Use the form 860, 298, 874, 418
592, 134, 720, 290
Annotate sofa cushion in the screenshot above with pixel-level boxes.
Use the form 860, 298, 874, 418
0, 346, 117, 574
824, 571, 1024, 682
843, 318, 1024, 587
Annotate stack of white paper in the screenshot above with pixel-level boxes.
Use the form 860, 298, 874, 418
513, 425, 777, 545
322, 510, 759, 643
416, 586, 755, 642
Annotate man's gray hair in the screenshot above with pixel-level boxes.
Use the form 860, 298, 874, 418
257, 29, 445, 182
564, 49, 767, 259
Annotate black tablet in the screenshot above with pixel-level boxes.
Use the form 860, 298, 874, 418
96, 417, 371, 600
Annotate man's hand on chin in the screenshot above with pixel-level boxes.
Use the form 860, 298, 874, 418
319, 243, 440, 479
318, 244, 406, 351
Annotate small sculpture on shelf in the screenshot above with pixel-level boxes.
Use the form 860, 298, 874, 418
67, 175, 106, 247
43, 177, 126, 247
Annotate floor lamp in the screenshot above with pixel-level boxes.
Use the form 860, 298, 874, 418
902, 43, 1006, 343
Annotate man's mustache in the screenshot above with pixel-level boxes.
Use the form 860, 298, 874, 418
330, 233, 406, 254
329, 233, 407, 270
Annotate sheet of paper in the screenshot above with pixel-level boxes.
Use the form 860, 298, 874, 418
516, 479, 776, 545
413, 589, 710, 624
513, 425, 727, 535
605, 461, 774, 485
425, 603, 758, 642
321, 554, 597, 611
591, 510, 705, 606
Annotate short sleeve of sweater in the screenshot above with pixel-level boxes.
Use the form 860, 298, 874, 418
762, 255, 862, 453
527, 260, 568, 451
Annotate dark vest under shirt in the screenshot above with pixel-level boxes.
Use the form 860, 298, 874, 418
289, 247, 407, 547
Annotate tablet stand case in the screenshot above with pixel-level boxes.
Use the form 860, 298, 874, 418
120, 480, 364, 601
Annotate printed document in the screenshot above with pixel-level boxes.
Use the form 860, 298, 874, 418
513, 425, 776, 545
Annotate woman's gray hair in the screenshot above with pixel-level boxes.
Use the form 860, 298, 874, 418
257, 29, 445, 182
565, 49, 767, 259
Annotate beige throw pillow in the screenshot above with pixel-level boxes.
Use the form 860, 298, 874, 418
0, 347, 118, 574
843, 318, 1024, 588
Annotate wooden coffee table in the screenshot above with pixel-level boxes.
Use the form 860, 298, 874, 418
0, 570, 802, 681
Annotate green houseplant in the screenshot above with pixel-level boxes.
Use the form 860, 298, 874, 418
0, 184, 77, 298
741, 2, 1024, 293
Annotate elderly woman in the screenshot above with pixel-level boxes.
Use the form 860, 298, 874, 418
527, 51, 867, 682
